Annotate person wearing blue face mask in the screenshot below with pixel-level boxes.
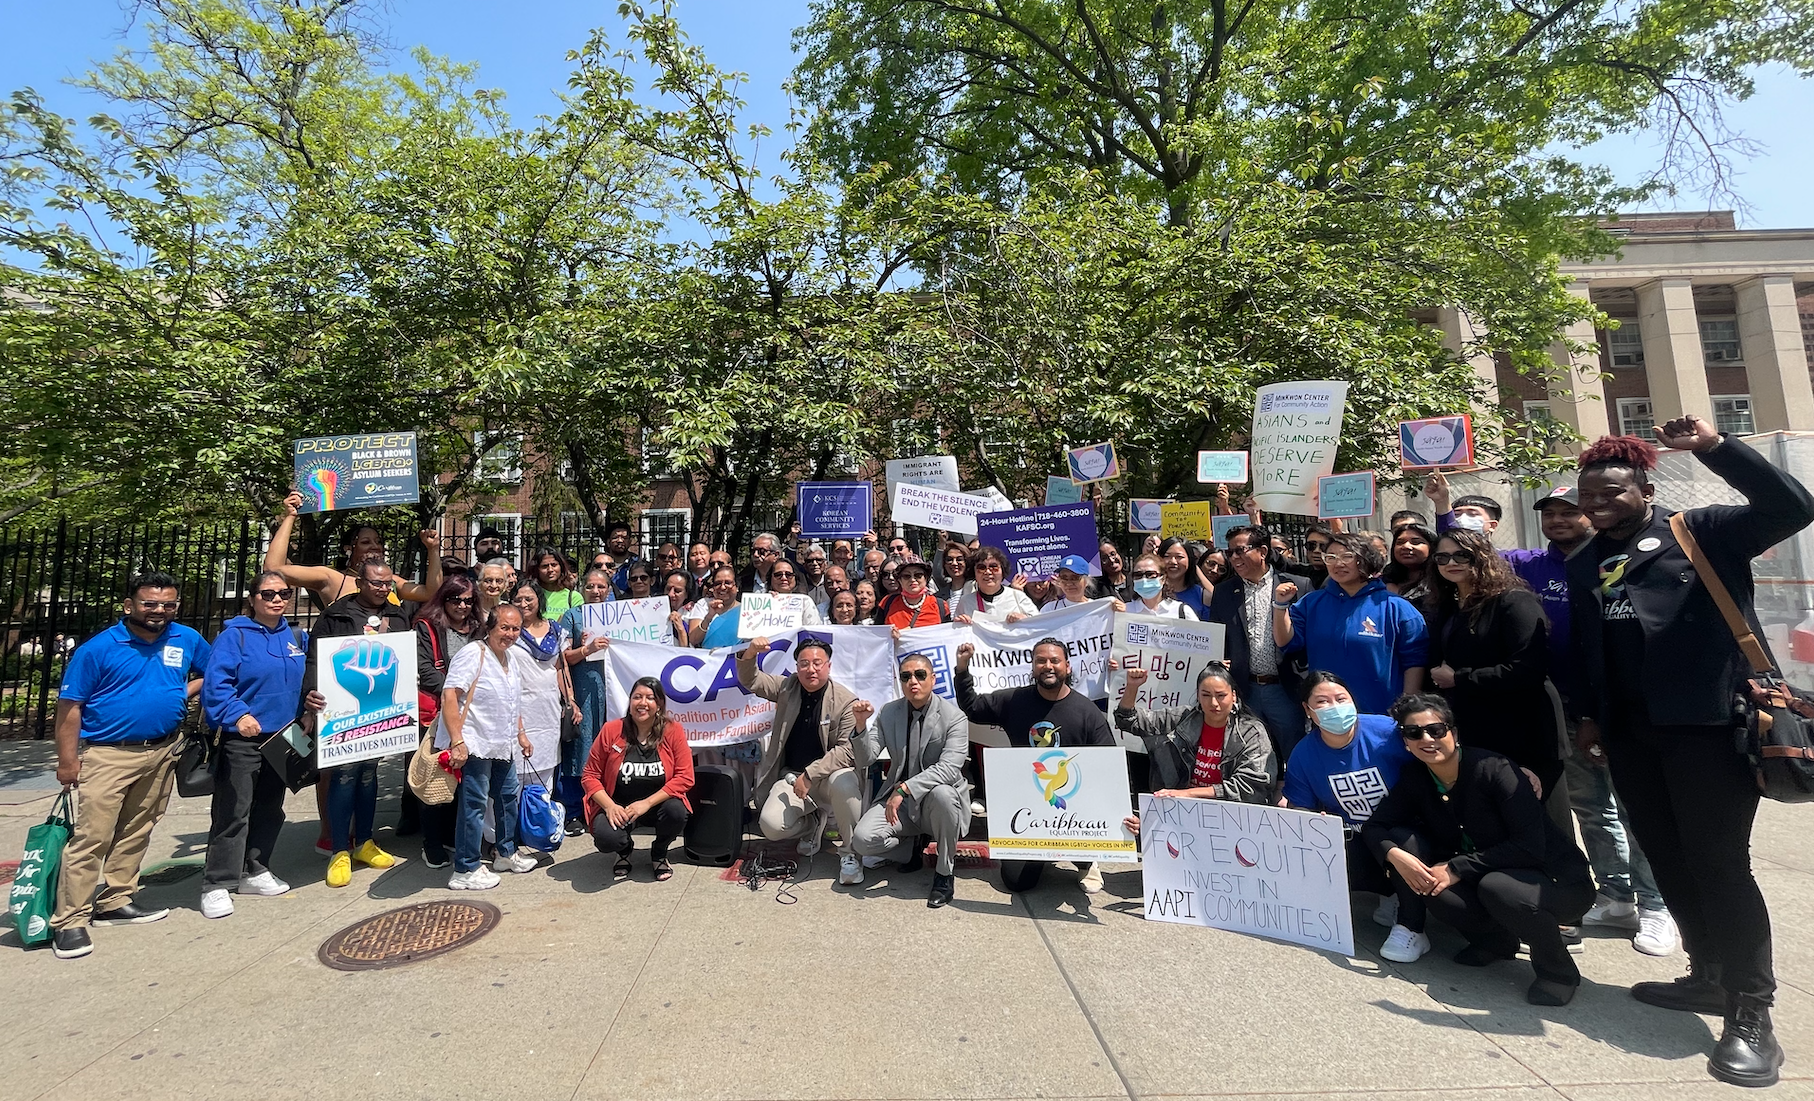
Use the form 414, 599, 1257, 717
1125, 553, 1198, 619
1281, 671, 1424, 961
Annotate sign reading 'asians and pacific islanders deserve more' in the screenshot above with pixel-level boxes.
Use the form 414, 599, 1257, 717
314, 633, 420, 767
293, 432, 420, 514
1249, 383, 1348, 515
976, 504, 1100, 581
796, 481, 873, 539
1139, 795, 1355, 955
985, 746, 1137, 863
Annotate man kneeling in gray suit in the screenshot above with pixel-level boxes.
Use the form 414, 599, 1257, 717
852, 653, 972, 908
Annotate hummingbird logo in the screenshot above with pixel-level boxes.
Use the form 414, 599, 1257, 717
1031, 751, 1080, 809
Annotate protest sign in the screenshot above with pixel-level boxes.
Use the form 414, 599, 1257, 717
293, 432, 419, 514
605, 626, 899, 747
797, 481, 873, 538
1159, 500, 1211, 540
737, 593, 810, 639
985, 747, 1137, 863
1250, 382, 1349, 514
1316, 472, 1376, 520
1129, 498, 1172, 534
1138, 795, 1354, 955
977, 503, 1100, 581
1111, 614, 1227, 713
1067, 442, 1120, 485
1045, 475, 1083, 506
892, 482, 995, 537
899, 599, 1115, 705
967, 485, 1014, 513
1195, 451, 1250, 484
578, 597, 674, 659
885, 455, 960, 493
1211, 514, 1246, 549
315, 632, 420, 767
1399, 415, 1475, 471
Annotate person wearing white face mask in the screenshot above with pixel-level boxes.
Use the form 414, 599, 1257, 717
1280, 671, 1424, 961
1424, 471, 1502, 538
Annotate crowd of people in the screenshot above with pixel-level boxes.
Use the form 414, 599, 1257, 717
37, 413, 1811, 1089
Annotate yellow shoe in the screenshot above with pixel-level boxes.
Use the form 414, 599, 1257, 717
326, 851, 353, 888
352, 840, 395, 869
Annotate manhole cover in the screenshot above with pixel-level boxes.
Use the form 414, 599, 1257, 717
318, 900, 501, 971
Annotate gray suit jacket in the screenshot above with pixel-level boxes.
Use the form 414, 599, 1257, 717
856, 694, 971, 807
738, 650, 859, 793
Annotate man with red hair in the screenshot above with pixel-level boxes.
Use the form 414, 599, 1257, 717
1568, 414, 1814, 1088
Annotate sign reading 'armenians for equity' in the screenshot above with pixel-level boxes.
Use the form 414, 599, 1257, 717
977, 503, 1100, 581
578, 597, 673, 659
314, 632, 420, 767
1139, 795, 1354, 955
985, 746, 1137, 863
293, 432, 420, 514
1249, 382, 1348, 515
891, 482, 996, 537
796, 481, 873, 539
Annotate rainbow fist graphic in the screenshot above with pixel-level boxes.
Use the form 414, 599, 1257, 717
307, 467, 339, 512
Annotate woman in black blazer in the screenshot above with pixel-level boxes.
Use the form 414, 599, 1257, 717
1363, 695, 1594, 1006
1424, 529, 1561, 798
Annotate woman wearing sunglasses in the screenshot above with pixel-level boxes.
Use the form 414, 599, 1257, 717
198, 571, 326, 919
1363, 695, 1594, 1005
766, 560, 824, 624
1425, 529, 1563, 805
686, 565, 745, 647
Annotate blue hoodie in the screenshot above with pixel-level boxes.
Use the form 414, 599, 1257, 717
203, 615, 308, 733
1283, 578, 1428, 716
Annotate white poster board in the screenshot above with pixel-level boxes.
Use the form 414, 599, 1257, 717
579, 597, 673, 659
885, 455, 960, 493
1249, 381, 1349, 514
985, 746, 1137, 863
737, 593, 809, 639
891, 482, 996, 536
1138, 795, 1354, 955
1110, 614, 1227, 711
315, 632, 420, 767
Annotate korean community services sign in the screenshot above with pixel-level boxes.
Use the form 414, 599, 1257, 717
315, 632, 420, 767
797, 481, 873, 539
976, 503, 1100, 581
604, 626, 900, 747
985, 746, 1136, 863
577, 597, 673, 658
293, 432, 420, 514
1139, 795, 1354, 955
1249, 382, 1348, 515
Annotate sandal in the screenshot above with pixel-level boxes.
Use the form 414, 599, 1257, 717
653, 860, 674, 882
614, 854, 632, 880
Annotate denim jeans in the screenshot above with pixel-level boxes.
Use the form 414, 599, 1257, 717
325, 760, 378, 854
1246, 681, 1306, 761
1564, 739, 1664, 911
455, 757, 520, 873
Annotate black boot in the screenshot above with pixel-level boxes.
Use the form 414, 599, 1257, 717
1709, 992, 1784, 1088
927, 872, 955, 909
1632, 958, 1726, 1014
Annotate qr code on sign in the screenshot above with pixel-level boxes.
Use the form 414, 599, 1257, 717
1125, 622, 1150, 646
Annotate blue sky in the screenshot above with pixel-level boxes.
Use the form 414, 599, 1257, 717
8, 0, 1814, 227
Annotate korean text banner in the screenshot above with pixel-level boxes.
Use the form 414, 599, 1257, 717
1139, 795, 1354, 955
293, 432, 419, 514
315, 632, 420, 767
1110, 614, 1227, 712
604, 626, 899, 747
985, 747, 1137, 863
976, 503, 1100, 581
1249, 383, 1348, 514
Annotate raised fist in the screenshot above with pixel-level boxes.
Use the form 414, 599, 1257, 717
330, 639, 401, 711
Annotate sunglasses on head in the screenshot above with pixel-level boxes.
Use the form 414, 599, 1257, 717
1399, 721, 1453, 741
255, 588, 295, 601
899, 668, 932, 682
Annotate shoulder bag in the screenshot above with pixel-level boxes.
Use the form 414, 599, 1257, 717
1670, 512, 1814, 802
408, 647, 484, 806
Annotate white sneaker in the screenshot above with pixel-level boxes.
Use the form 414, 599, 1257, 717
448, 867, 500, 890
492, 849, 537, 874
1079, 863, 1104, 895
237, 871, 289, 897
1583, 894, 1640, 930
1379, 924, 1431, 963
861, 854, 889, 869
839, 852, 864, 885
970, 800, 986, 817
199, 889, 234, 920
1373, 895, 1399, 929
796, 811, 825, 857
1634, 908, 1680, 957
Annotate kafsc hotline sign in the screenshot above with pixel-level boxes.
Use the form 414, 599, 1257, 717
293, 432, 420, 514
985, 746, 1136, 863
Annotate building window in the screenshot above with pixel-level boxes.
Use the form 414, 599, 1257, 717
1712, 394, 1755, 435
1617, 398, 1654, 438
559, 511, 595, 544
1521, 401, 1567, 448
475, 431, 523, 483
890, 418, 942, 457
1700, 318, 1743, 364
640, 509, 690, 554
976, 417, 1024, 468
1606, 321, 1645, 367
827, 443, 863, 475
470, 514, 521, 560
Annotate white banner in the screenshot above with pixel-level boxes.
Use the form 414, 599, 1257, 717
1250, 381, 1349, 514
1139, 795, 1354, 955
737, 593, 809, 639
964, 599, 1116, 700
579, 597, 673, 659
885, 455, 960, 493
890, 481, 996, 536
985, 746, 1137, 863
604, 625, 900, 747
1110, 614, 1227, 711
315, 632, 420, 767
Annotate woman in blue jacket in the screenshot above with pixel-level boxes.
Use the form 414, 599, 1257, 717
199, 571, 323, 920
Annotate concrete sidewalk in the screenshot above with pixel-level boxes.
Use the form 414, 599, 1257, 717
2, 754, 1812, 1101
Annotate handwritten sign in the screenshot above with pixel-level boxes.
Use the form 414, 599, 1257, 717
1139, 796, 1354, 955
1159, 500, 1211, 540
892, 482, 996, 536
885, 455, 960, 493
315, 632, 420, 767
578, 597, 673, 659
293, 432, 419, 514
1250, 382, 1348, 514
1211, 514, 1246, 549
1196, 451, 1250, 484
1316, 472, 1376, 521
985, 747, 1137, 863
1399, 416, 1475, 471
1111, 614, 1227, 717
797, 481, 873, 539
1129, 498, 1172, 534
737, 593, 810, 639
976, 504, 1100, 581
1045, 475, 1083, 506
1067, 442, 1120, 485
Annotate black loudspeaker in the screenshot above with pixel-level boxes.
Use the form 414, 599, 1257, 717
684, 764, 747, 866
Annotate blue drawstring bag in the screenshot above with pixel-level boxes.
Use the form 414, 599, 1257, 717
517, 780, 564, 852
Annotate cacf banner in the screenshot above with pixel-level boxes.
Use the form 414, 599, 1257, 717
1139, 795, 1354, 956
604, 625, 900, 747
315, 632, 420, 767
1250, 382, 1348, 515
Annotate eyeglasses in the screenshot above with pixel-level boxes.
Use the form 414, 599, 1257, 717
899, 669, 932, 683
135, 600, 179, 611
974, 561, 1001, 571
1235, 543, 1268, 556
1431, 551, 1476, 566
1322, 552, 1359, 565
1399, 722, 1453, 741
1131, 570, 1162, 579
448, 596, 475, 605
362, 580, 397, 590
254, 588, 295, 601
1305, 540, 1332, 552
755, 547, 779, 557
712, 579, 737, 589
628, 575, 651, 584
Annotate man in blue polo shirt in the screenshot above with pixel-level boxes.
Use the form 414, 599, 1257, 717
50, 572, 210, 960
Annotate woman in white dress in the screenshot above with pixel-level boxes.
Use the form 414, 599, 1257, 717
509, 581, 571, 798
